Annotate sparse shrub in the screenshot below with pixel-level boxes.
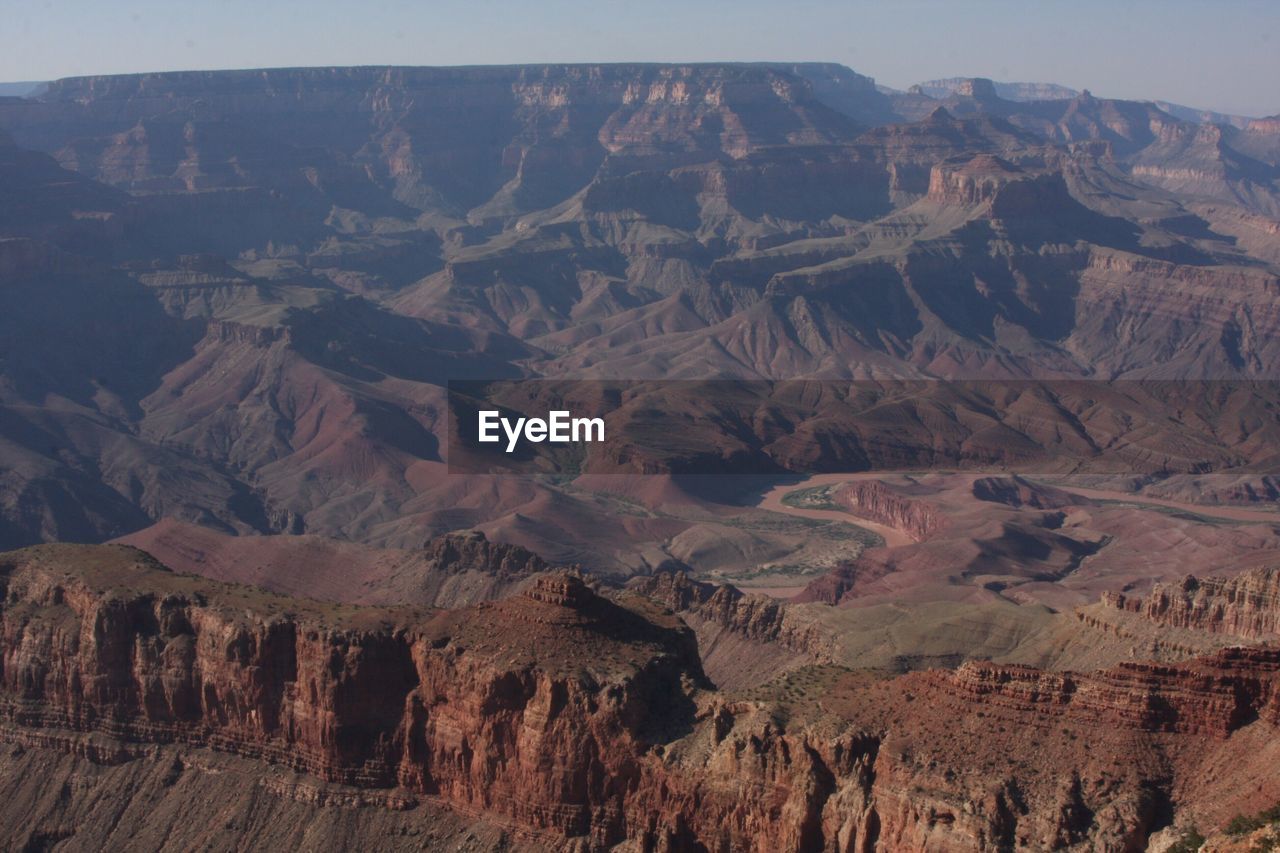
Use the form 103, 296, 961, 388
1167, 827, 1205, 853
1229, 814, 1267, 836
1252, 834, 1279, 853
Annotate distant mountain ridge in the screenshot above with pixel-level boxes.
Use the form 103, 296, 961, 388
908, 75, 1262, 127
0, 63, 1277, 553
912, 77, 1081, 102
0, 81, 45, 98
2, 61, 1280, 852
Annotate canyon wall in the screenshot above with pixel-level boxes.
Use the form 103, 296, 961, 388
831, 481, 945, 542
4, 545, 1280, 849
1102, 567, 1280, 642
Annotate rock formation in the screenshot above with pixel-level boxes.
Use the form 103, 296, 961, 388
970, 475, 1089, 509
830, 480, 945, 542
1102, 567, 1280, 642
629, 571, 838, 687
4, 544, 1280, 849
1, 61, 1280, 848
115, 523, 553, 608
1, 65, 1279, 554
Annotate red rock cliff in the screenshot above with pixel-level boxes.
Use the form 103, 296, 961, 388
5, 544, 1280, 850
831, 480, 945, 542
1103, 567, 1280, 641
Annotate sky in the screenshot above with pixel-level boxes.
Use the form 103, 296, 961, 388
3, 0, 1278, 117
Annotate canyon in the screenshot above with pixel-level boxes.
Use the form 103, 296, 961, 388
1, 62, 1280, 850
0, 65, 1279, 555
4, 543, 1280, 851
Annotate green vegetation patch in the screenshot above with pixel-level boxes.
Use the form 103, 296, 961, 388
780, 485, 842, 511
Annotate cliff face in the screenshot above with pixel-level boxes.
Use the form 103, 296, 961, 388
628, 571, 839, 688
6, 545, 1280, 850
830, 481, 944, 542
926, 153, 1031, 207
630, 571, 834, 656
0, 65, 860, 213
1103, 567, 1280, 641
851, 647, 1280, 850
403, 530, 554, 607
420, 528, 552, 579
0, 545, 710, 845
936, 649, 1280, 736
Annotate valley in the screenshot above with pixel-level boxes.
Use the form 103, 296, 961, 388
1, 59, 1279, 849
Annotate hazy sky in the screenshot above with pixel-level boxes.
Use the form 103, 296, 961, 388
4, 0, 1278, 117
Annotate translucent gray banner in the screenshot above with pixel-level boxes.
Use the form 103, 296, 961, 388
446, 379, 1280, 476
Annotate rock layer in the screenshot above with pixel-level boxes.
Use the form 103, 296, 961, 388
830, 480, 945, 542
629, 571, 838, 688
5, 545, 1280, 849
2, 65, 1280, 555
1103, 567, 1280, 642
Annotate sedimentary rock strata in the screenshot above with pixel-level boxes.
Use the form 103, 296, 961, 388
1103, 567, 1280, 642
4, 544, 1280, 849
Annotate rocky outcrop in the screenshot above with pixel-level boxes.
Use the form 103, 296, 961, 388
856, 649, 1280, 849
391, 531, 558, 608
205, 319, 287, 347
630, 571, 839, 662
0, 545, 711, 846
7, 544, 1280, 849
1102, 568, 1280, 641
935, 648, 1280, 736
952, 78, 1000, 101
926, 153, 1027, 206
421, 529, 554, 579
830, 480, 944, 542
971, 475, 1089, 509
1245, 116, 1280, 136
